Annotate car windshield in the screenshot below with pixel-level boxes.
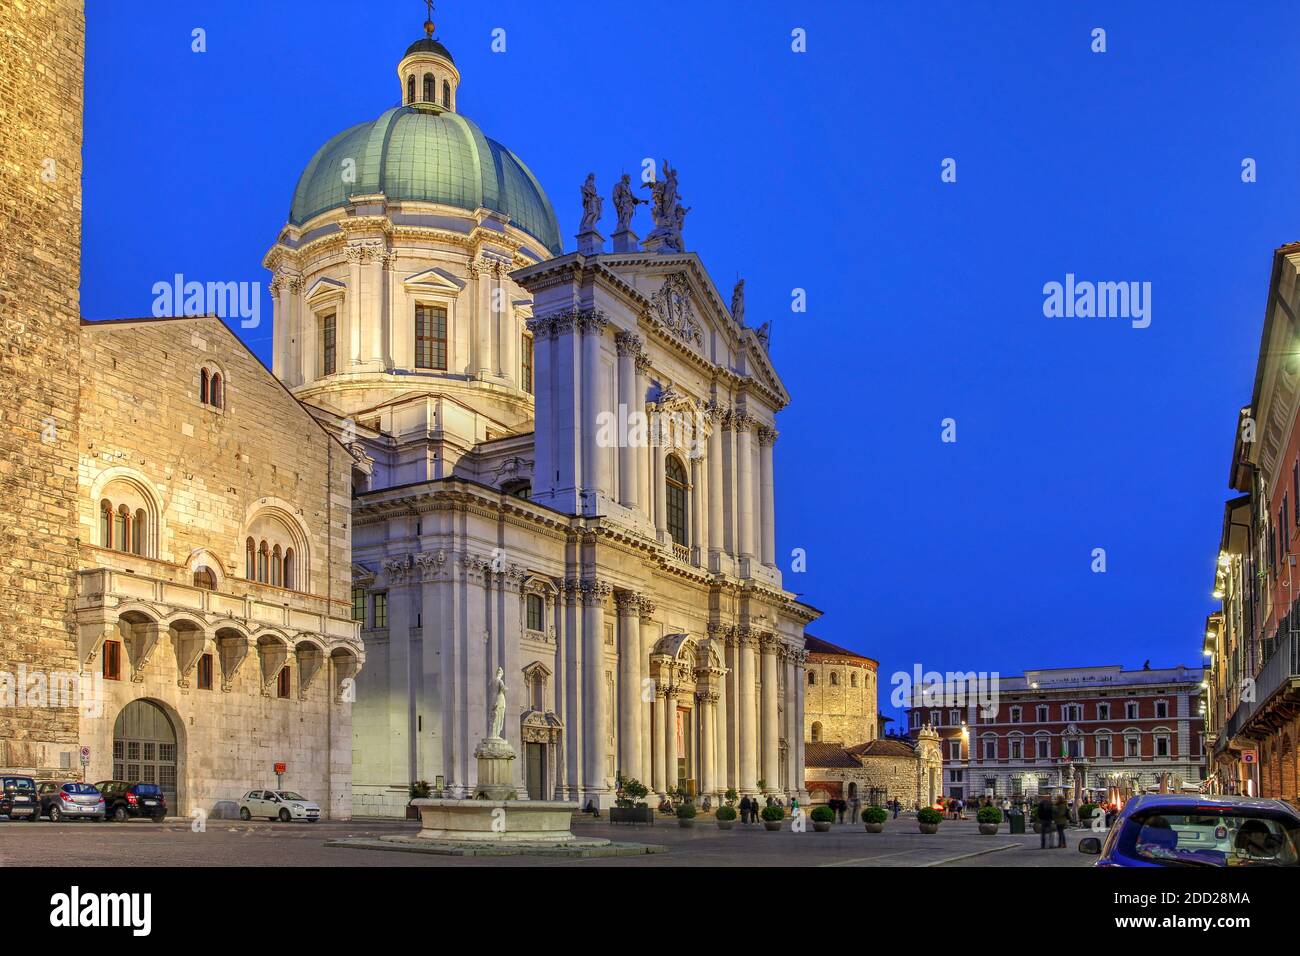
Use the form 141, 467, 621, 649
1124, 809, 1300, 867
134, 784, 161, 795
276, 792, 305, 801
63, 783, 98, 794
2, 777, 35, 790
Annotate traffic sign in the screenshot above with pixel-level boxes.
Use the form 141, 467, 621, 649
78, 746, 90, 765
1242, 750, 1258, 764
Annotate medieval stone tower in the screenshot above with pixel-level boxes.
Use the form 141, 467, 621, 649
0, 0, 85, 767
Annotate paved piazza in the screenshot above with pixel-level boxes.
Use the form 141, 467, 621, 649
0, 815, 1095, 868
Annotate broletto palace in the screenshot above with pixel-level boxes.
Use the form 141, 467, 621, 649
0, 6, 820, 817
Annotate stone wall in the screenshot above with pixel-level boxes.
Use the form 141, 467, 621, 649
805, 656, 877, 745
806, 755, 925, 808
0, 0, 85, 769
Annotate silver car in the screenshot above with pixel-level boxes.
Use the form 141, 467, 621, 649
38, 781, 106, 822
238, 789, 321, 822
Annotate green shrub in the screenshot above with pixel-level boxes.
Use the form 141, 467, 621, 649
614, 774, 649, 808
862, 806, 888, 824
977, 806, 1003, 825
917, 807, 943, 825
810, 805, 835, 823
715, 805, 737, 821
675, 803, 697, 819
1079, 802, 1099, 820
724, 788, 738, 808
760, 804, 785, 822
408, 780, 431, 799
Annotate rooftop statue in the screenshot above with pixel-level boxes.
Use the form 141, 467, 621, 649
612, 173, 647, 232
579, 173, 603, 232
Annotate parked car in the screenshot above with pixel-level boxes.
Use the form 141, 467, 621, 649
238, 790, 321, 822
95, 780, 167, 822
0, 775, 40, 821
37, 781, 106, 822
1079, 793, 1300, 867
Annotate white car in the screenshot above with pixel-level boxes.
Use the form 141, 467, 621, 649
238, 789, 321, 822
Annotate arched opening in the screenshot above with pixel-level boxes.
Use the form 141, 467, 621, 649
665, 455, 688, 546
200, 368, 209, 404
406, 74, 415, 104
811, 721, 823, 743
442, 79, 450, 108
210, 373, 223, 409
423, 72, 434, 102
113, 699, 179, 811
193, 567, 216, 590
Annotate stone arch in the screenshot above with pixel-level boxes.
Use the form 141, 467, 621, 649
184, 547, 227, 590
330, 646, 360, 702
112, 696, 187, 812
294, 636, 327, 699
91, 467, 164, 557
242, 498, 312, 591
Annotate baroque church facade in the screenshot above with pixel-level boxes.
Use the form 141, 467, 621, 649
263, 29, 821, 812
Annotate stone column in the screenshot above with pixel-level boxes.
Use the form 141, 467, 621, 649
710, 624, 731, 792
615, 591, 642, 782
794, 648, 809, 801
689, 456, 703, 562
500, 566, 525, 794
473, 258, 493, 378
735, 413, 755, 567
496, 264, 514, 380
363, 246, 382, 365
738, 630, 758, 794
664, 685, 678, 793
639, 599, 657, 786
345, 244, 363, 367
562, 579, 583, 799
652, 681, 667, 796
653, 442, 667, 538
615, 332, 641, 510
758, 426, 777, 567
270, 273, 285, 380
635, 352, 652, 519
760, 636, 780, 792
723, 413, 737, 555
581, 579, 611, 803
707, 410, 723, 564
698, 689, 718, 797
382, 562, 416, 789
579, 311, 609, 515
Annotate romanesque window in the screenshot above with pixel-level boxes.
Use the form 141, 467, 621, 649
521, 333, 533, 394
423, 72, 434, 102
352, 587, 366, 623
829, 671, 839, 686
245, 512, 305, 591
526, 593, 544, 631
320, 312, 337, 375
811, 721, 822, 742
850, 672, 857, 688
407, 74, 415, 103
807, 671, 815, 686
665, 455, 688, 546
99, 494, 147, 556
193, 568, 216, 590
271, 545, 282, 586
442, 79, 450, 108
415, 304, 447, 370
200, 368, 223, 409
283, 549, 295, 589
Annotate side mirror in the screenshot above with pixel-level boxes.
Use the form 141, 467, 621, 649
1078, 837, 1102, 855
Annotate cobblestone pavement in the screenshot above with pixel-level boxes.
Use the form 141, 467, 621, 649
0, 814, 1099, 867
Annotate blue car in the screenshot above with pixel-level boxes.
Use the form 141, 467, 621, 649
1079, 793, 1300, 867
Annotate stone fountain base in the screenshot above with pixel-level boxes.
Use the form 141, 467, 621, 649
406, 798, 584, 843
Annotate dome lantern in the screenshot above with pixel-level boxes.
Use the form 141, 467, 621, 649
398, 4, 458, 111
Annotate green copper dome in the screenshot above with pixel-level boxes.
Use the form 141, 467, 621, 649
289, 105, 562, 255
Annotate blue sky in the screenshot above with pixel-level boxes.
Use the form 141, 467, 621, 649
82, 1, 1296, 724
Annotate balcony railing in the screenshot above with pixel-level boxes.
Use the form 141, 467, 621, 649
1219, 631, 1300, 742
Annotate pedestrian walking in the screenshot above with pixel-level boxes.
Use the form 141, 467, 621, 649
1036, 795, 1054, 849
739, 795, 751, 825
1053, 794, 1070, 848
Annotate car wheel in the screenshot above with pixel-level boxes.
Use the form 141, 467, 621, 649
48, 806, 61, 823
308, 818, 319, 823
152, 811, 165, 822
112, 805, 128, 822
239, 807, 251, 821
278, 808, 291, 823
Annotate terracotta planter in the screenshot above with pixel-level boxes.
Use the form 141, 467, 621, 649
812, 821, 831, 832
763, 820, 783, 831
864, 822, 884, 833
918, 822, 940, 834
978, 822, 999, 835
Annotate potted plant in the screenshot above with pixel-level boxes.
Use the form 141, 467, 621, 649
715, 804, 737, 830
862, 805, 887, 833
810, 805, 835, 832
1078, 802, 1099, 825
917, 807, 943, 834
760, 804, 785, 831
611, 775, 653, 825
976, 805, 1003, 835
407, 780, 431, 820
676, 802, 697, 828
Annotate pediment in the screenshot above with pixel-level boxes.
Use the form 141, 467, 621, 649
403, 267, 466, 293
304, 276, 346, 303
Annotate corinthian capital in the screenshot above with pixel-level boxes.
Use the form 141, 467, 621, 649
615, 329, 643, 357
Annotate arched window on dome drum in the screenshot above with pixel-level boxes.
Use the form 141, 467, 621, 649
665, 456, 688, 547
423, 72, 434, 103
415, 304, 447, 370
442, 80, 450, 108
245, 538, 255, 580
320, 312, 336, 376
407, 74, 415, 104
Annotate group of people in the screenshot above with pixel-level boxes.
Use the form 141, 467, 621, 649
1035, 794, 1074, 849
736, 794, 788, 823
